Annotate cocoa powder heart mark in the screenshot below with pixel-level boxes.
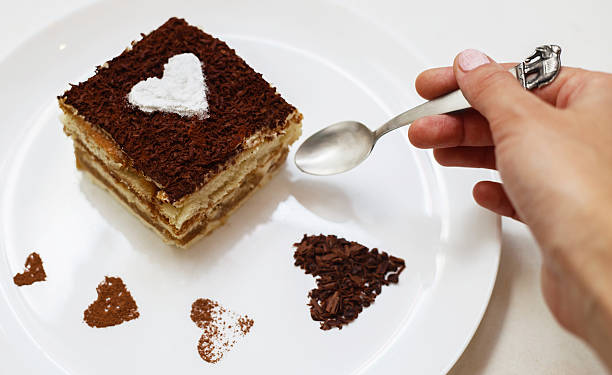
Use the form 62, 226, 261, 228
190, 298, 253, 364
13, 252, 46, 286
83, 276, 139, 328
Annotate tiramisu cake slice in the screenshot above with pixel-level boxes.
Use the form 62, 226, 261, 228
58, 18, 302, 247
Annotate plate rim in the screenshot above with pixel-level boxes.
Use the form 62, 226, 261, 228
0, 1, 501, 373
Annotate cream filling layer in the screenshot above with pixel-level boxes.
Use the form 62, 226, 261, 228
160, 120, 301, 228
61, 108, 302, 231
74, 140, 289, 241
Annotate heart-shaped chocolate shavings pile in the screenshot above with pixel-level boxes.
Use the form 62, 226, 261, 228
83, 276, 139, 328
293, 234, 405, 330
13, 252, 46, 286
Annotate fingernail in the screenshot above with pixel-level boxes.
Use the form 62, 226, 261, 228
457, 49, 490, 71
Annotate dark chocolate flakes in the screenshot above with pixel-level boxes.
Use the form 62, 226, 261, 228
293, 234, 405, 330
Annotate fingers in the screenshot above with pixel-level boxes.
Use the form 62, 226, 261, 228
473, 181, 521, 221
453, 49, 541, 126
408, 110, 493, 148
433, 146, 496, 169
415, 67, 458, 100
415, 63, 515, 100
531, 67, 588, 108
416, 62, 586, 109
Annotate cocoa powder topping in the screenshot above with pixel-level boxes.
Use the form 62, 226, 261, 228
60, 17, 295, 203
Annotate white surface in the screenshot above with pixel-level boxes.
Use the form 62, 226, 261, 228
1, 1, 610, 374
0, 1, 501, 374
128, 53, 209, 118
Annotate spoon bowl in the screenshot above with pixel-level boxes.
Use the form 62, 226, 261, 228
294, 121, 375, 176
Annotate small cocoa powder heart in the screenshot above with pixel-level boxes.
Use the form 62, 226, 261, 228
13, 252, 46, 286
83, 276, 139, 328
190, 298, 253, 364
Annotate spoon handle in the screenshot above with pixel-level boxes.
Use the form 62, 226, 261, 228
373, 45, 562, 140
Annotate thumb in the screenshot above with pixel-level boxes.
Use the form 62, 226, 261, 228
454, 49, 542, 126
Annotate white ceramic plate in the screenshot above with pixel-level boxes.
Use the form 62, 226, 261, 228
0, 1, 500, 374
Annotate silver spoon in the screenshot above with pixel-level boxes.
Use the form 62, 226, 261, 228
295, 45, 562, 176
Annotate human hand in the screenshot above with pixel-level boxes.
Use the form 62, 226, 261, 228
408, 49, 612, 369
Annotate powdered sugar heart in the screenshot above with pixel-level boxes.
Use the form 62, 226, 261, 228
128, 53, 208, 118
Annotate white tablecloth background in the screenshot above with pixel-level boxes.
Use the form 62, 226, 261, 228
2, 1, 610, 373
